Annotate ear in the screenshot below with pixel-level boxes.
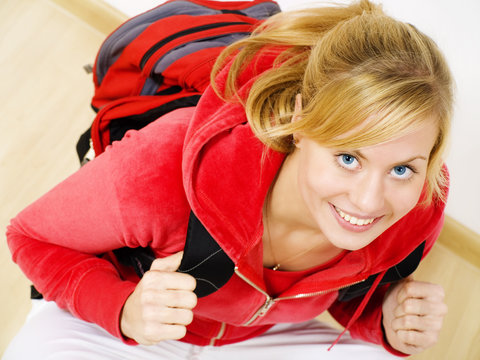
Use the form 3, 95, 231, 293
292, 93, 303, 122
292, 94, 303, 146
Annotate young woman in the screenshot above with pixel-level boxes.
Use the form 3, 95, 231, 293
4, 0, 453, 358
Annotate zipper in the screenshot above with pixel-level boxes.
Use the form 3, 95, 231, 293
209, 322, 227, 346
234, 267, 366, 326
139, 21, 251, 69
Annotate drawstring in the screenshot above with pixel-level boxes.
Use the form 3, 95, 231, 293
327, 270, 387, 351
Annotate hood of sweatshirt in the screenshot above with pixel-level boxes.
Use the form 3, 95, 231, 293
181, 48, 446, 287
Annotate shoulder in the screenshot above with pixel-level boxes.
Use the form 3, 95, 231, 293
104, 107, 195, 167
101, 107, 195, 227
122, 106, 195, 151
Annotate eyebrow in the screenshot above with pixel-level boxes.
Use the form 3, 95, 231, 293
351, 150, 428, 164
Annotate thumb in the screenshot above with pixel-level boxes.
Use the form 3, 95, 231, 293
150, 251, 184, 272
394, 275, 414, 294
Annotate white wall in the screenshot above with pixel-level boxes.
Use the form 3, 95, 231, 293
104, 0, 480, 234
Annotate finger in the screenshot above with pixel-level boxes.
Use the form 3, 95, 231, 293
162, 289, 198, 309
143, 268, 196, 292
391, 314, 444, 332
143, 306, 194, 326
150, 251, 184, 272
394, 298, 448, 317
139, 287, 198, 310
391, 341, 422, 355
396, 329, 438, 350
140, 323, 187, 345
397, 281, 445, 304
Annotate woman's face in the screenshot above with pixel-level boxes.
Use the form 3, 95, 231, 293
294, 120, 439, 251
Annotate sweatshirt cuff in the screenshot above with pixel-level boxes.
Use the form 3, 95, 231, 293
72, 266, 138, 344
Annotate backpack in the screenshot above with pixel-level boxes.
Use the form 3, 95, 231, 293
68, 0, 282, 299
76, 0, 281, 165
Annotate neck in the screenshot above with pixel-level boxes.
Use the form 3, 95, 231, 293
267, 150, 317, 231
263, 152, 342, 270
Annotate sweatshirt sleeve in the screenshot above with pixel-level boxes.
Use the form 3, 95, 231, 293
6, 108, 193, 340
328, 203, 445, 356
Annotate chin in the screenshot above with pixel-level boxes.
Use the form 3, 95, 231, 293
327, 226, 387, 251
334, 239, 372, 251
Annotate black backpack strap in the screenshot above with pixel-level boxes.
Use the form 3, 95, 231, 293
177, 212, 235, 297
112, 211, 234, 298
337, 241, 425, 302
30, 285, 43, 300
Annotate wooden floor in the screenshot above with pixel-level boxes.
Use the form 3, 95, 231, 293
1, 0, 479, 358
0, 0, 119, 354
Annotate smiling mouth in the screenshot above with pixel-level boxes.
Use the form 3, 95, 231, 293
334, 206, 377, 226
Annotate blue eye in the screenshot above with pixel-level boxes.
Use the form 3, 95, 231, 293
391, 165, 413, 179
394, 166, 406, 175
337, 154, 359, 170
342, 154, 355, 165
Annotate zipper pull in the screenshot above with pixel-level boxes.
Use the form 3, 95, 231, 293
258, 297, 275, 317
83, 63, 93, 74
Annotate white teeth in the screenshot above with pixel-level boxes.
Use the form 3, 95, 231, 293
335, 207, 375, 226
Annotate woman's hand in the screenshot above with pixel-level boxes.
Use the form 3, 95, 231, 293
382, 277, 447, 355
120, 251, 197, 345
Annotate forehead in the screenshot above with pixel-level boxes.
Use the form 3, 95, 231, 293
352, 120, 439, 160
329, 111, 439, 149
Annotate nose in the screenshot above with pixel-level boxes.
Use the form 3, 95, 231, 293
349, 172, 385, 215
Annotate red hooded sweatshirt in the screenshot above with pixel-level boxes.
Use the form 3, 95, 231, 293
6, 50, 446, 356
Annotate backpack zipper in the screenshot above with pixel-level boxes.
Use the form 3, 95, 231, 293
139, 21, 252, 70
234, 267, 366, 326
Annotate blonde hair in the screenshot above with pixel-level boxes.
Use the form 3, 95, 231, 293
211, 0, 453, 204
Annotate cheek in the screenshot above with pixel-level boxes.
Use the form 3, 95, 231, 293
299, 160, 334, 198
389, 181, 425, 218
298, 167, 345, 217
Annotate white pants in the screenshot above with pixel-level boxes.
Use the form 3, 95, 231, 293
3, 300, 398, 360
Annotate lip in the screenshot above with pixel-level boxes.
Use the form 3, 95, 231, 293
329, 203, 382, 233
